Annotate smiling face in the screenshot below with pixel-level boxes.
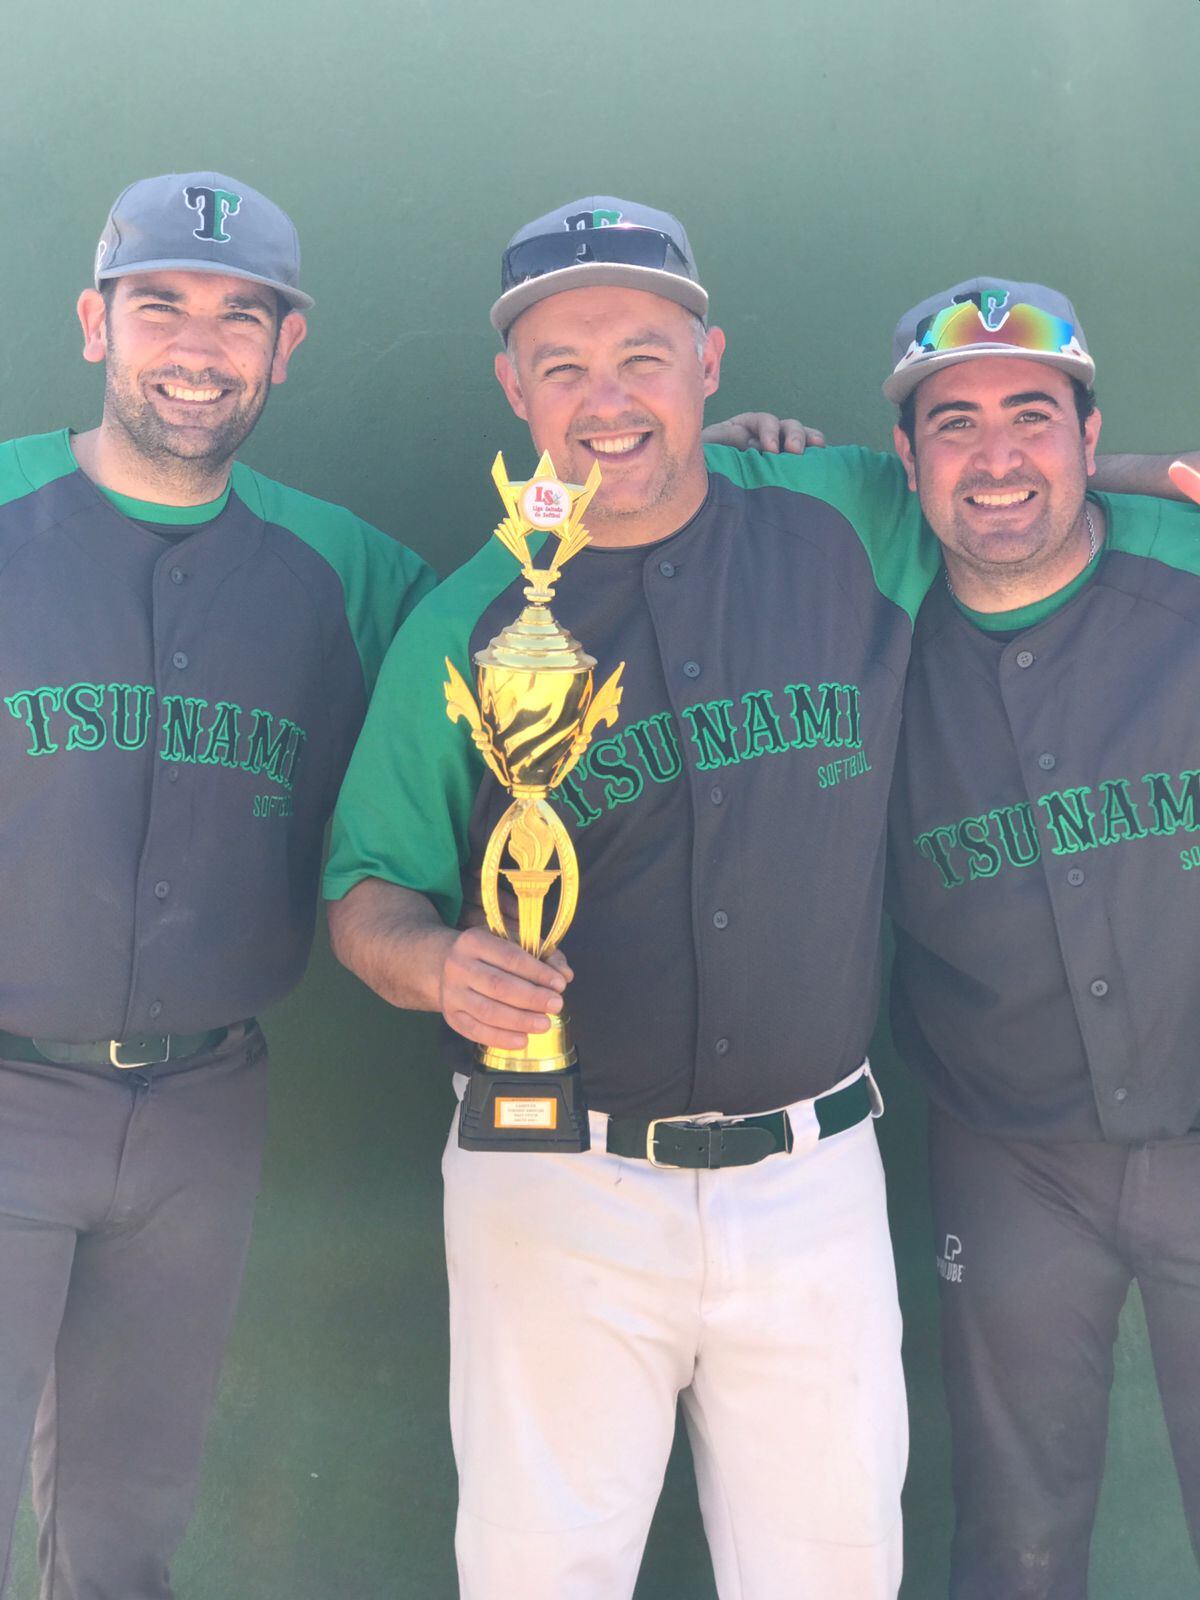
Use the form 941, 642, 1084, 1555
495, 285, 724, 547
77, 270, 306, 484
894, 356, 1101, 608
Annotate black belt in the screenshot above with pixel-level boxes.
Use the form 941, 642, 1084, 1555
0, 1027, 235, 1070
605, 1074, 875, 1169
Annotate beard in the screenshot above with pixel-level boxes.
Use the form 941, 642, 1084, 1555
102, 345, 271, 474
940, 468, 1080, 576
564, 412, 684, 525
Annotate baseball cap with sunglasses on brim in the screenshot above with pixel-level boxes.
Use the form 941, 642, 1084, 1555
883, 277, 1094, 403
490, 195, 708, 336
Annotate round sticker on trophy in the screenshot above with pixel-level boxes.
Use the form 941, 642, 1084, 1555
520, 478, 571, 529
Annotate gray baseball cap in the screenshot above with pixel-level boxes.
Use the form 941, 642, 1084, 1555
883, 277, 1093, 403
490, 196, 707, 335
94, 171, 314, 311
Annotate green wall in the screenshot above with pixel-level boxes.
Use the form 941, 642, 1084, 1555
3, 1, 1200, 1593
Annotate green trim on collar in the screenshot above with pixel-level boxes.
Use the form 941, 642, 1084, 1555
95, 481, 232, 526
952, 547, 1102, 633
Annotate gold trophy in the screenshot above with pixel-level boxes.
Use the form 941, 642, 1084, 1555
445, 452, 624, 1151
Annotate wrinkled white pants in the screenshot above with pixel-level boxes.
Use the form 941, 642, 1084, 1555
443, 1066, 907, 1600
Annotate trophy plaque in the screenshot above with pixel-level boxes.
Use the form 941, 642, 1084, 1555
444, 451, 624, 1151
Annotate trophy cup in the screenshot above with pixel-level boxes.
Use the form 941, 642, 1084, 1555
444, 451, 624, 1152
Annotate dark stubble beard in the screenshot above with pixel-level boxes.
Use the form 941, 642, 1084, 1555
940, 462, 1087, 584
103, 328, 274, 487
566, 411, 684, 527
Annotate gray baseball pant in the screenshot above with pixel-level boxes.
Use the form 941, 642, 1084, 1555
928, 1102, 1200, 1600
0, 1027, 268, 1600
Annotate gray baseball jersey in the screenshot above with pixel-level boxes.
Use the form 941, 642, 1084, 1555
0, 429, 436, 1040
325, 445, 938, 1119
887, 491, 1200, 1142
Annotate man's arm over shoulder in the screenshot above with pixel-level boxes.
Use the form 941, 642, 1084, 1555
703, 408, 1200, 506
1095, 453, 1200, 500
701, 413, 826, 454
1167, 460, 1200, 506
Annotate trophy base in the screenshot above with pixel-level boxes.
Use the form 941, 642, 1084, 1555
458, 1060, 591, 1153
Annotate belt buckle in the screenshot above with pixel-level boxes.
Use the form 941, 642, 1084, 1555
645, 1113, 724, 1170
109, 1036, 170, 1069
645, 1116, 681, 1169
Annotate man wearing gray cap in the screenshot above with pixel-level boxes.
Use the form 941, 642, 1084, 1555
0, 171, 433, 1598
711, 281, 1200, 1591
325, 196, 943, 1599
880, 280, 1200, 1595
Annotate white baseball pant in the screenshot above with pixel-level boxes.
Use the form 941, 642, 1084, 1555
442, 1065, 908, 1600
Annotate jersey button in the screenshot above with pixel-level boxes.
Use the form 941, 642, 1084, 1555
712, 910, 729, 929
714, 1037, 730, 1057
1089, 978, 1109, 998
1038, 753, 1056, 771
148, 1001, 163, 1019
1016, 650, 1035, 669
167, 765, 180, 784
172, 651, 189, 670
659, 560, 676, 577
1067, 867, 1085, 886
170, 567, 186, 585
710, 785, 724, 805
683, 660, 701, 679
1113, 1087, 1128, 1103
154, 880, 170, 900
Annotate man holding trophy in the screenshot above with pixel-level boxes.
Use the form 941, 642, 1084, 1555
324, 197, 939, 1598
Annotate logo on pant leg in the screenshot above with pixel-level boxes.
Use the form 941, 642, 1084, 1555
937, 1233, 965, 1284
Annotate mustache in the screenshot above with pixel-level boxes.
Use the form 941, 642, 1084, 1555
957, 472, 1045, 495
953, 470, 1049, 489
568, 415, 655, 439
146, 366, 244, 393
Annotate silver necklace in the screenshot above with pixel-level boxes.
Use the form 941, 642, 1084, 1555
944, 504, 1098, 599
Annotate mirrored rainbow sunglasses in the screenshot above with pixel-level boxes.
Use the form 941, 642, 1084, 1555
913, 297, 1079, 358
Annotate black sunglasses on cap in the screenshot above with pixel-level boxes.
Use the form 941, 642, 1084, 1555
500, 226, 691, 292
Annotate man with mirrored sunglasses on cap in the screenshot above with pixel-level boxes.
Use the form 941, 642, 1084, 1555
712, 279, 1200, 1597
326, 194, 950, 1600
884, 282, 1200, 1598
0, 171, 434, 1599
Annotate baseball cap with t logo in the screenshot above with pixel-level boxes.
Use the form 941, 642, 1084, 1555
883, 276, 1092, 402
93, 171, 314, 310
490, 195, 707, 336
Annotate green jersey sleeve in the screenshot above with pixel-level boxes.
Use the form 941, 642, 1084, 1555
232, 464, 437, 695
4, 431, 77, 504
1102, 490, 1200, 576
323, 538, 520, 926
704, 443, 939, 625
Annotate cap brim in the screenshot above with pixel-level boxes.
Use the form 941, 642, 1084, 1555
883, 345, 1095, 404
490, 262, 708, 334
96, 257, 314, 311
